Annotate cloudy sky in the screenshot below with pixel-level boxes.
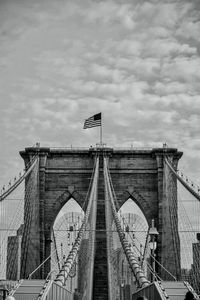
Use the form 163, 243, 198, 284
1, 0, 200, 187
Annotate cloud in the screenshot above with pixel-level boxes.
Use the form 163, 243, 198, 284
0, 0, 200, 187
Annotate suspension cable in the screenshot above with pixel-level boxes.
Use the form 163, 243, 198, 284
104, 156, 150, 289
165, 158, 200, 291
0, 154, 39, 201
54, 155, 99, 286
165, 157, 200, 201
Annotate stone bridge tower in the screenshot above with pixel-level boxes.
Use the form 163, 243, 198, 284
20, 146, 182, 280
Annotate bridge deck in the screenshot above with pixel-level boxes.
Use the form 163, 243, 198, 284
162, 281, 188, 300
12, 280, 45, 300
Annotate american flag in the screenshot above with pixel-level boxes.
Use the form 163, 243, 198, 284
83, 113, 101, 129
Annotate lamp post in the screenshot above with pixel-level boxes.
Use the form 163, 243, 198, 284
149, 219, 159, 282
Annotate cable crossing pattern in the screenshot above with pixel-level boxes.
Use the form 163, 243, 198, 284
1, 148, 200, 299
0, 154, 39, 280
0, 154, 38, 201
104, 156, 150, 298
37, 152, 151, 300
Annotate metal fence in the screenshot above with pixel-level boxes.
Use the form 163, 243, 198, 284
44, 281, 73, 300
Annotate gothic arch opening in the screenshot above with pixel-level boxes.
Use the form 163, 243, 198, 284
118, 199, 149, 277
51, 198, 84, 287
119, 198, 148, 246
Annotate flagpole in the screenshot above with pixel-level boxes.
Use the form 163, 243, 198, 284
100, 113, 102, 146
100, 123, 102, 146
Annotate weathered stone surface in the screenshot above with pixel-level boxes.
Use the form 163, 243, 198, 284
19, 146, 182, 280
93, 155, 109, 299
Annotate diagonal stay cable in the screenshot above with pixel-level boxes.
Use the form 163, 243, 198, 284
165, 157, 200, 202
0, 155, 39, 202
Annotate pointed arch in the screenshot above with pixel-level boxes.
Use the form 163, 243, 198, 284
118, 189, 154, 227
45, 189, 85, 233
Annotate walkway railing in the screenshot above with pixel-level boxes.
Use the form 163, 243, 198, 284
39, 280, 73, 300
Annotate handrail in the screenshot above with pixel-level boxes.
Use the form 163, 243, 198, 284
38, 279, 53, 300
38, 280, 73, 300
8, 280, 23, 296
183, 281, 200, 300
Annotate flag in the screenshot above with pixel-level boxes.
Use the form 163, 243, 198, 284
83, 113, 101, 129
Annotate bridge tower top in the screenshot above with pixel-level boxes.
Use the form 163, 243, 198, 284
20, 146, 183, 164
